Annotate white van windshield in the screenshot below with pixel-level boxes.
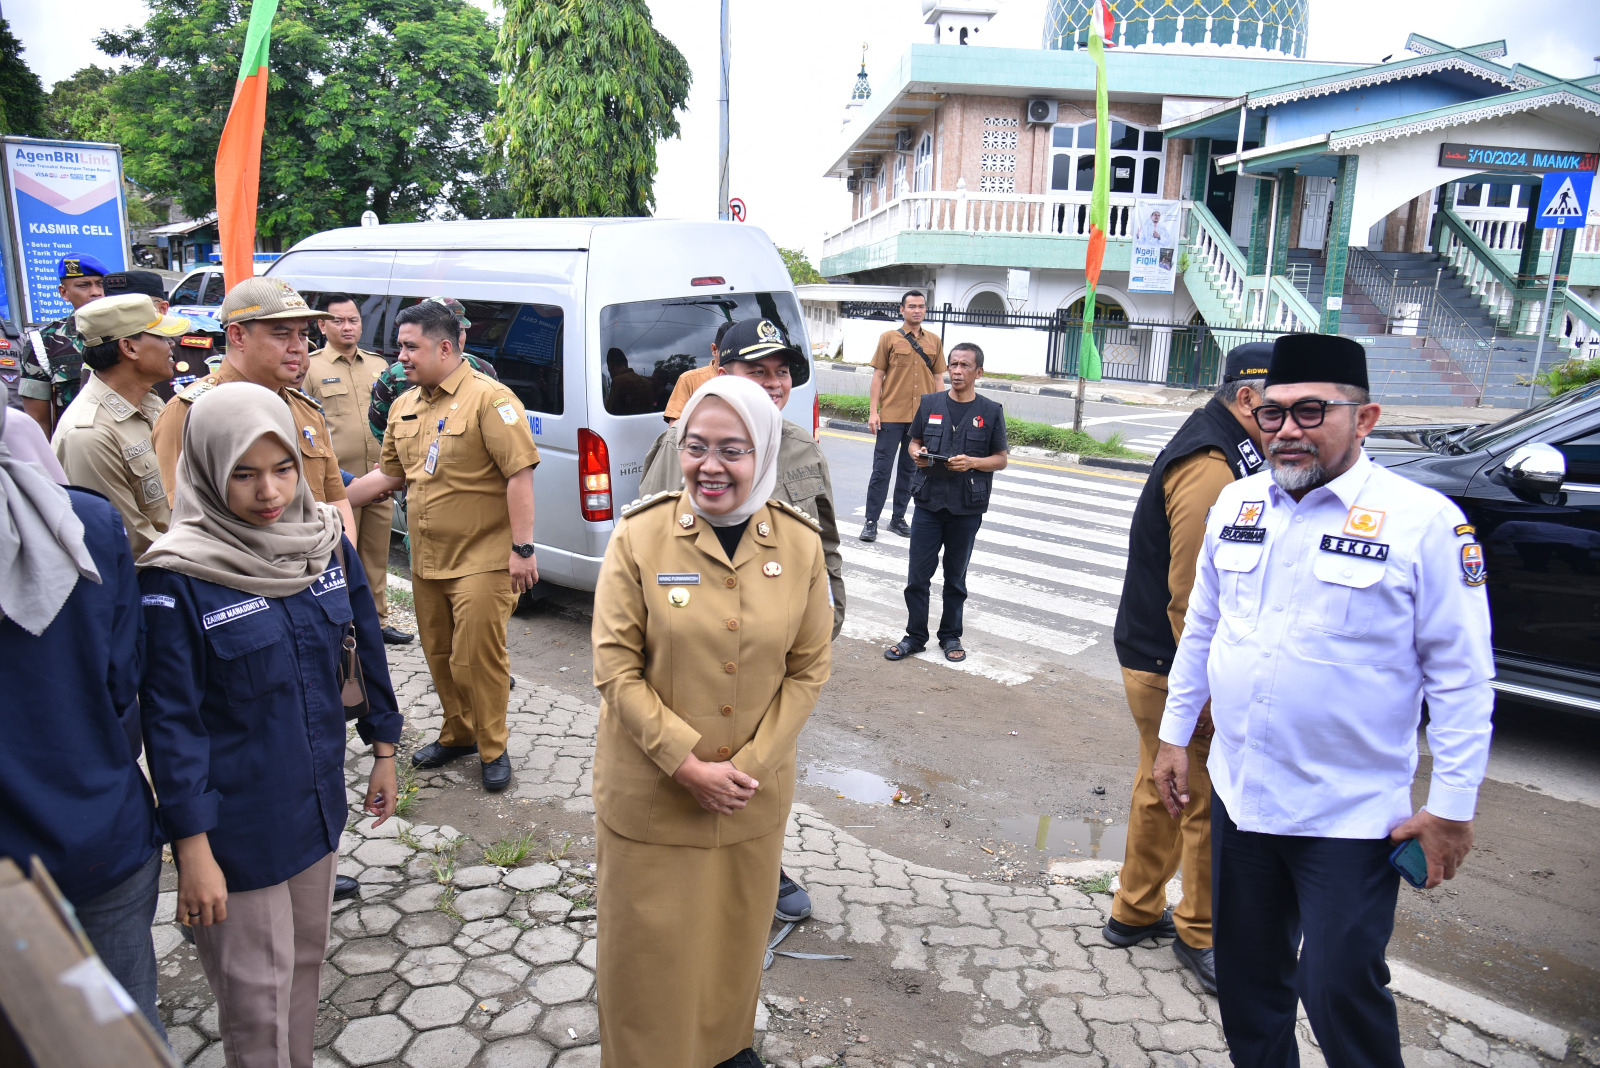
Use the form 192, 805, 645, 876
598, 292, 806, 416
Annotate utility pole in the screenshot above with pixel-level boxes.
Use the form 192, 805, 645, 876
717, 0, 730, 221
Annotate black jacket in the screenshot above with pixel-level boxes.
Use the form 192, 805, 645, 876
908, 390, 1007, 515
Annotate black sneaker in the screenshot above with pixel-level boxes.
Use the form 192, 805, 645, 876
411, 741, 478, 769
776, 869, 812, 922
1173, 935, 1217, 994
1102, 907, 1176, 947
888, 516, 913, 537
859, 519, 878, 542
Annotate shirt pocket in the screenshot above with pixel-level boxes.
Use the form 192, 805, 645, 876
783, 474, 825, 509
438, 411, 477, 465
1213, 541, 1265, 639
206, 621, 294, 708
318, 379, 352, 418
127, 447, 165, 506
1303, 553, 1386, 638
390, 418, 422, 467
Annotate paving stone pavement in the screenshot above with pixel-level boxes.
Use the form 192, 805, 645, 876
149, 645, 1565, 1068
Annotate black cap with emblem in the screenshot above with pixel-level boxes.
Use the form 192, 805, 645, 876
1265, 333, 1368, 391
103, 270, 169, 301
1222, 342, 1273, 382
716, 318, 810, 386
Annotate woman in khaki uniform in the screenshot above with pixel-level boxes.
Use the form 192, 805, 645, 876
592, 375, 832, 1068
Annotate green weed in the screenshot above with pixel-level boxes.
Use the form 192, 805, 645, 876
483, 831, 540, 868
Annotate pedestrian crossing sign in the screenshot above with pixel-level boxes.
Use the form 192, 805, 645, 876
1534, 171, 1594, 229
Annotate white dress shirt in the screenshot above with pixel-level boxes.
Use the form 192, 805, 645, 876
1159, 451, 1494, 838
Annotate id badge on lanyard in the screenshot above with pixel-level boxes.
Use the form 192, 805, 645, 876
424, 419, 443, 474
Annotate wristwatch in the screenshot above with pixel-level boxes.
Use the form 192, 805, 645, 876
512, 542, 535, 558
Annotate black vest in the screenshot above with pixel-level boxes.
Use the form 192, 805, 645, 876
909, 390, 1005, 513
1113, 395, 1263, 674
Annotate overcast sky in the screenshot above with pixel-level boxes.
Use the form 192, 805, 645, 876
14, 0, 1600, 261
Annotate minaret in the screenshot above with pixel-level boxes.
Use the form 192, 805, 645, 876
843, 44, 871, 130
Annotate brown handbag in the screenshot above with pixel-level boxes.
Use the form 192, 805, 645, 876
330, 541, 370, 721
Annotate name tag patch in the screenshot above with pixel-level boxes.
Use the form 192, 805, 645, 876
322, 377, 342, 384
1218, 526, 1267, 543
122, 438, 152, 461
202, 597, 269, 629
1320, 535, 1390, 560
657, 573, 701, 585
311, 566, 347, 597
141, 594, 176, 609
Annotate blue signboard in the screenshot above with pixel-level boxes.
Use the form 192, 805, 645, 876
1534, 171, 1595, 230
501, 304, 562, 366
3, 138, 129, 323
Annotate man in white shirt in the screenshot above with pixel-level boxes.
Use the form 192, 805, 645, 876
1152, 333, 1493, 1068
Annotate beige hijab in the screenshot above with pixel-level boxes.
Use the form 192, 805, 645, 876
675, 374, 783, 528
139, 382, 343, 596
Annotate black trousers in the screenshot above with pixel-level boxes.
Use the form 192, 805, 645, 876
865, 421, 915, 524
903, 506, 983, 648
1213, 792, 1404, 1068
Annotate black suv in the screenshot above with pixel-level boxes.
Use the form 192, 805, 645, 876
1365, 382, 1600, 717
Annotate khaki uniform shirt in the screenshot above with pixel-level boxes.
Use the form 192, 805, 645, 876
51, 375, 170, 557
663, 361, 719, 422
380, 359, 541, 580
303, 346, 387, 473
591, 493, 833, 848
151, 360, 349, 509
870, 325, 946, 423
638, 421, 846, 638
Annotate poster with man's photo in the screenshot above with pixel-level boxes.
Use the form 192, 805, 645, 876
1128, 200, 1181, 294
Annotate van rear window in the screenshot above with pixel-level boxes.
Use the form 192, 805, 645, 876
598, 292, 806, 416
389, 298, 565, 415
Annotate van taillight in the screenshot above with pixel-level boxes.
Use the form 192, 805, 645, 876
690, 276, 725, 287
813, 394, 820, 439
578, 428, 612, 522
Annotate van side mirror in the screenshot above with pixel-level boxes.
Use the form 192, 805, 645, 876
1501, 442, 1565, 494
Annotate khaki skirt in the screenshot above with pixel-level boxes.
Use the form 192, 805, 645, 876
596, 817, 783, 1068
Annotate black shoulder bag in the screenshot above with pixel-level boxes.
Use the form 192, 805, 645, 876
900, 330, 937, 375
330, 541, 370, 721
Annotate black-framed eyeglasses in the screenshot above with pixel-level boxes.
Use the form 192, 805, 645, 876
674, 441, 756, 462
1251, 399, 1363, 432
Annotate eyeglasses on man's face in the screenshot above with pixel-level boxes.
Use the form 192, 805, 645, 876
1252, 399, 1363, 433
675, 441, 756, 462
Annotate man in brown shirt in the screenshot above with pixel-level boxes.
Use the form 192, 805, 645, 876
302, 293, 411, 644
150, 277, 355, 534
863, 290, 945, 541
661, 320, 736, 423
348, 300, 540, 793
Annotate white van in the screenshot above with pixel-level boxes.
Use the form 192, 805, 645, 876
267, 218, 817, 592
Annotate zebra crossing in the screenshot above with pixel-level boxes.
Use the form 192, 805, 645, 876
1068, 410, 1190, 456
836, 460, 1145, 685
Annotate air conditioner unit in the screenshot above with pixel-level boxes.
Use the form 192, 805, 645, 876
1026, 99, 1058, 125
895, 129, 915, 152
861, 161, 879, 180
846, 175, 861, 192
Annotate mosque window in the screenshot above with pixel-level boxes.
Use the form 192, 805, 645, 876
1050, 119, 1163, 197
915, 134, 934, 192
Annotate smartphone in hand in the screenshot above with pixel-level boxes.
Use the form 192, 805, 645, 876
1388, 838, 1429, 888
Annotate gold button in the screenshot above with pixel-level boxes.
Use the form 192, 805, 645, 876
724, 576, 737, 588
724, 661, 737, 674
720, 704, 734, 716
726, 619, 739, 631
717, 746, 731, 758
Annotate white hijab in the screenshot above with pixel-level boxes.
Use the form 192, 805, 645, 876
674, 375, 783, 528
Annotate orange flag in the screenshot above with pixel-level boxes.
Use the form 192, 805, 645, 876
215, 0, 280, 290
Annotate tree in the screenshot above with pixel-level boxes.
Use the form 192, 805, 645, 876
779, 247, 825, 286
97, 0, 502, 244
493, 0, 690, 217
45, 66, 119, 143
0, 19, 47, 137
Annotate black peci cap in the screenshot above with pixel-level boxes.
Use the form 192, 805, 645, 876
103, 270, 169, 301
716, 318, 810, 386
1222, 342, 1273, 382
1266, 333, 1368, 392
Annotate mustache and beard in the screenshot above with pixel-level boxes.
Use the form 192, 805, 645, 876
1267, 438, 1328, 493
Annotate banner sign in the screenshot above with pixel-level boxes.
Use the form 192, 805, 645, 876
2, 138, 129, 324
1438, 143, 1600, 175
1128, 200, 1180, 294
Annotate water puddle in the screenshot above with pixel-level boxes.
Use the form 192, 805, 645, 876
801, 763, 903, 804
997, 814, 1127, 862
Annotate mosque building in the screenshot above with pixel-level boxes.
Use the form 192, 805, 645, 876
813, 0, 1600, 405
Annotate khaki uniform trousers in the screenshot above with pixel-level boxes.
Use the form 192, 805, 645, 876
191, 852, 336, 1068
352, 499, 394, 625
1112, 667, 1213, 947
413, 570, 517, 762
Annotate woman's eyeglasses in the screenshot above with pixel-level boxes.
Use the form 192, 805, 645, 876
1252, 399, 1363, 433
675, 442, 756, 462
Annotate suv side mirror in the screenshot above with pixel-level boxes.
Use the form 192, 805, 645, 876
1502, 442, 1565, 494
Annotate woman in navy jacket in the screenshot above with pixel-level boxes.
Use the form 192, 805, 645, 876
138, 383, 401, 1067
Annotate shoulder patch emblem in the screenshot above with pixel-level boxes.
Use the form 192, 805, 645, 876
1454, 523, 1476, 537
1460, 543, 1487, 586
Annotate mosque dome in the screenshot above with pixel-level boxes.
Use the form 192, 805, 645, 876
1042, 0, 1308, 57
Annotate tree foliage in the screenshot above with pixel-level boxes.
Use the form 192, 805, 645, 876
0, 19, 47, 137
45, 66, 119, 143
778, 247, 825, 286
493, 0, 690, 217
97, 0, 504, 244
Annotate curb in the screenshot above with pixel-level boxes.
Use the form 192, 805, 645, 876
818, 417, 1154, 474
1387, 961, 1570, 1060
815, 360, 1182, 406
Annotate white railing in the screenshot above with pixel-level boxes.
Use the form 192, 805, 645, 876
1561, 290, 1600, 358
1450, 207, 1600, 256
822, 182, 1158, 260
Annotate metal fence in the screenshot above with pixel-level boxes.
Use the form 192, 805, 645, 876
840, 302, 1295, 389
1346, 247, 1497, 401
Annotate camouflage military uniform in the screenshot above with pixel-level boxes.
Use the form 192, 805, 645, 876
19, 316, 88, 415
368, 351, 497, 441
